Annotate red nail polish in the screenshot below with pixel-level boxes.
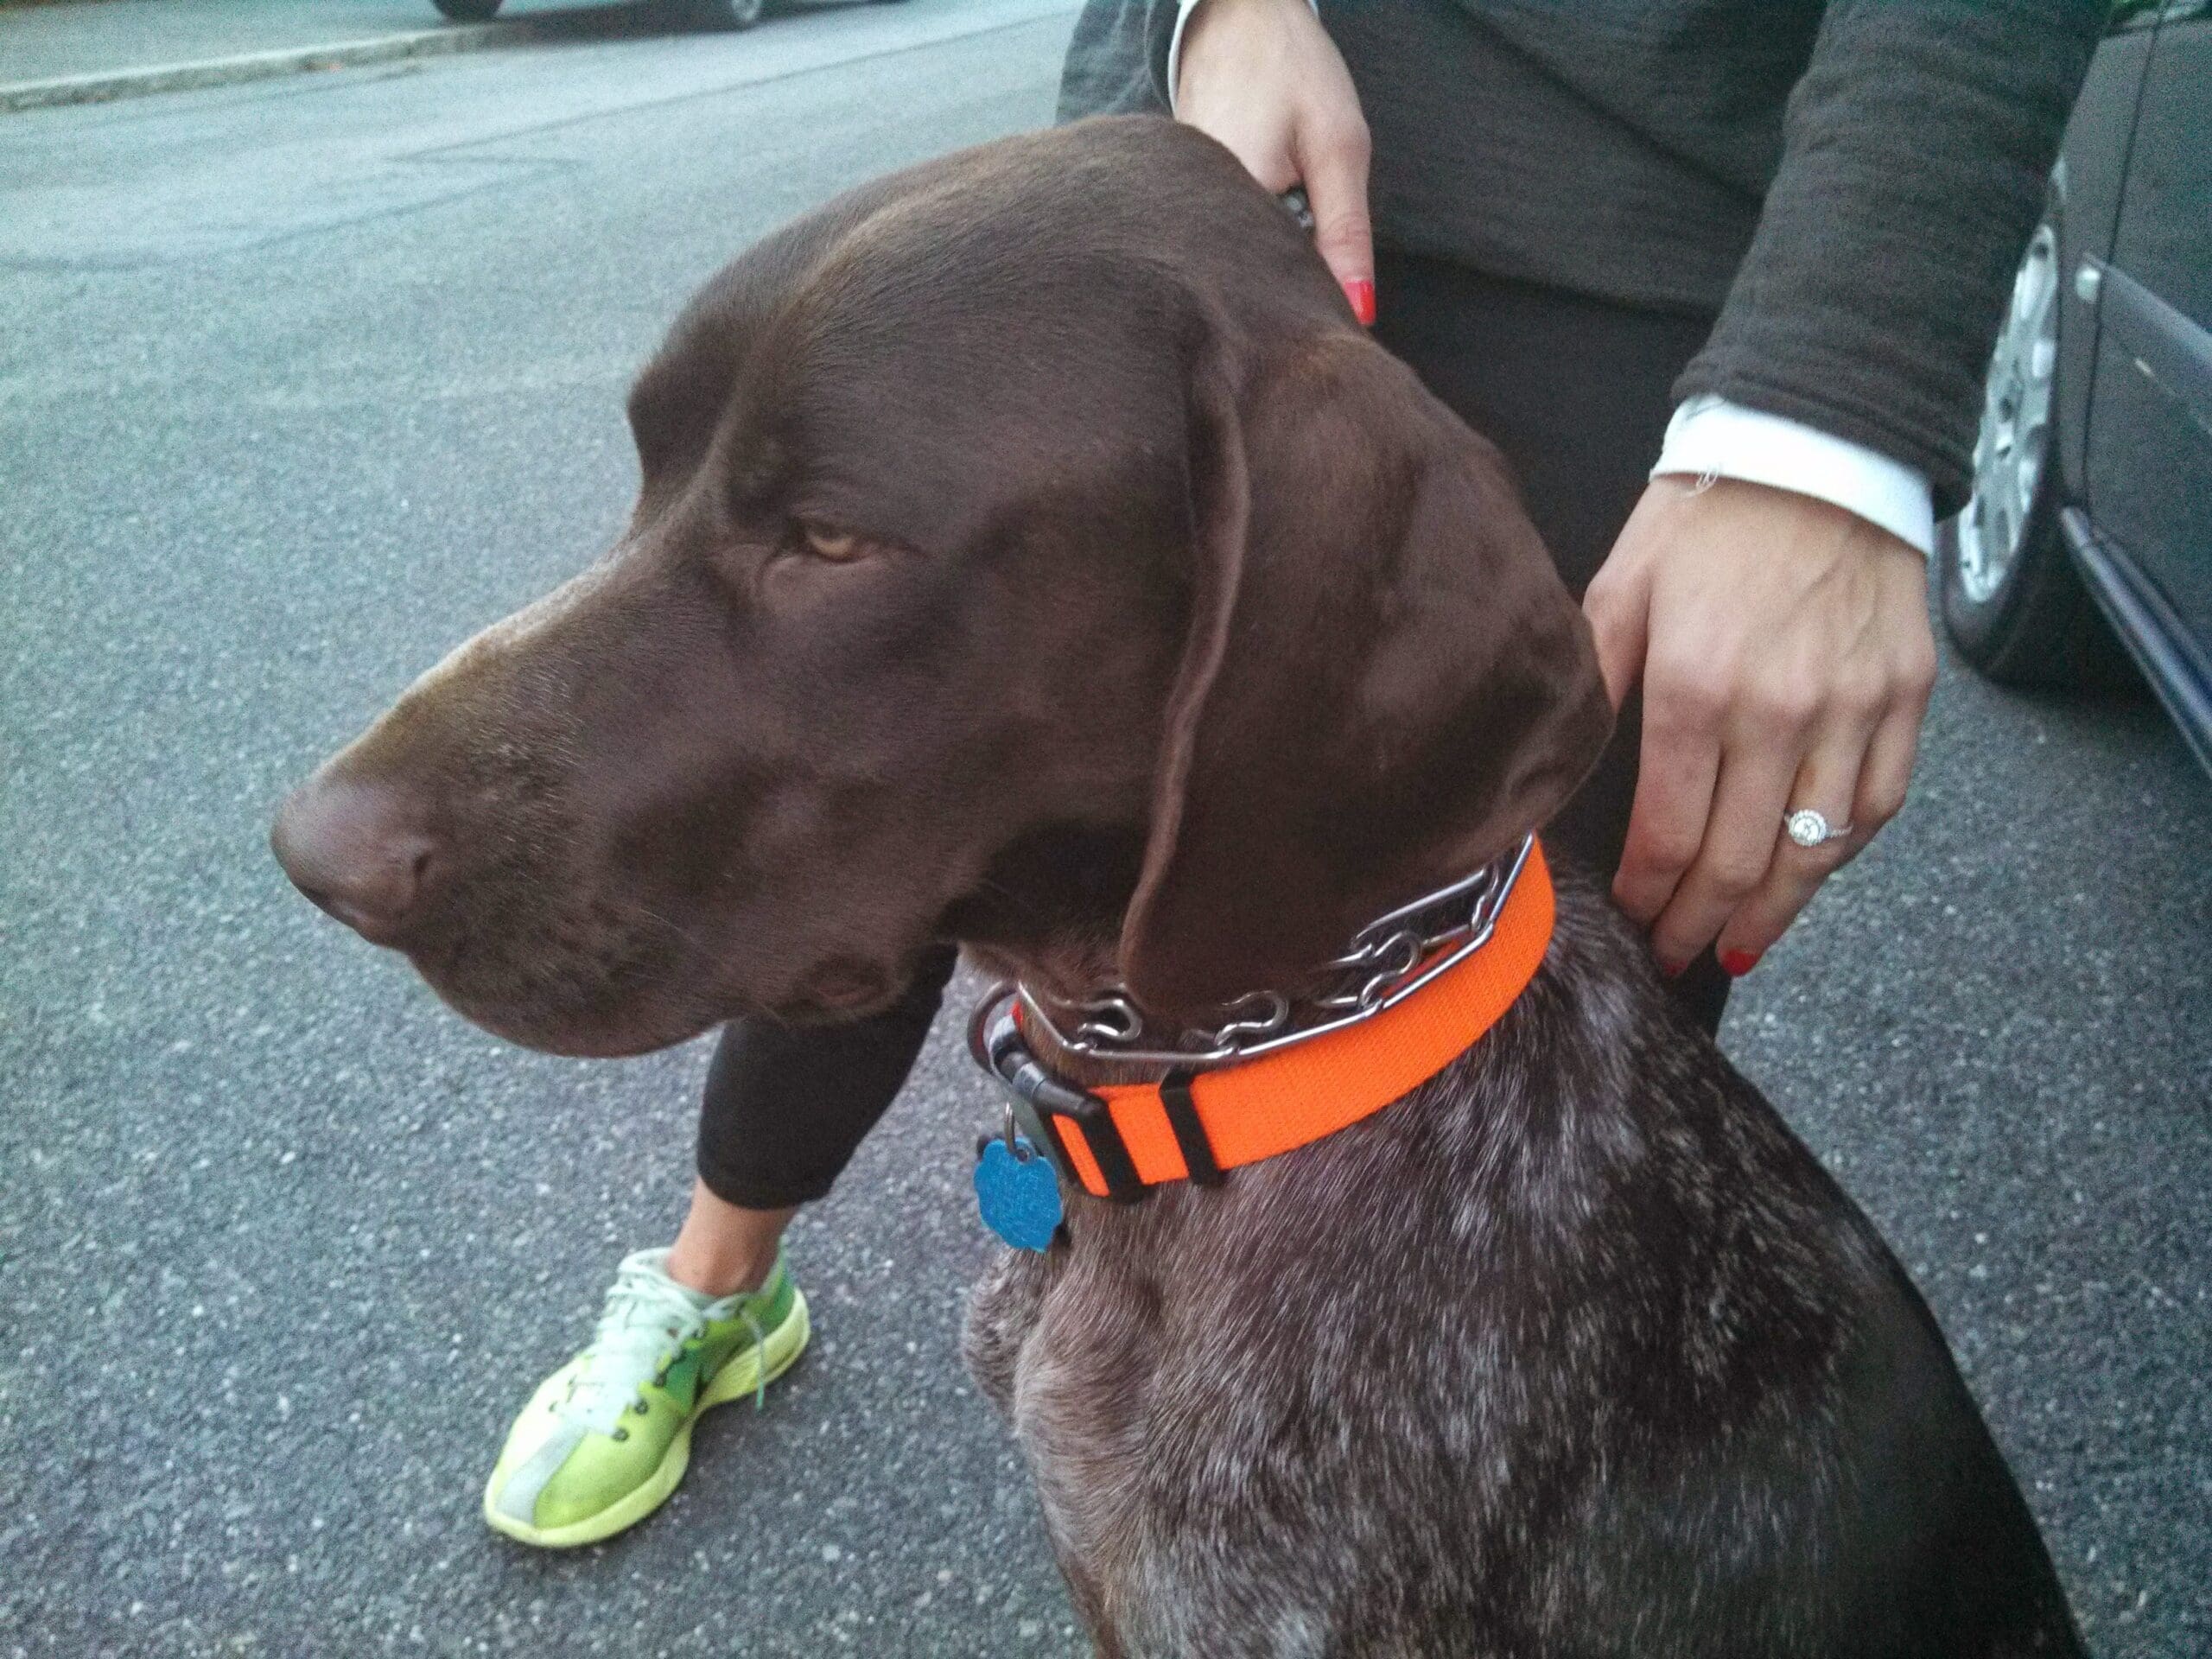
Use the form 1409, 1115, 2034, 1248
1720, 950, 1760, 977
1343, 277, 1376, 327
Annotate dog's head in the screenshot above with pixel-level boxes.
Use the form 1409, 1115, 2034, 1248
271, 118, 1611, 1057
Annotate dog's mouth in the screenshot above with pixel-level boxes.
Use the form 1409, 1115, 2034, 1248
421, 960, 918, 1058
426, 978, 714, 1059
358, 854, 702, 1054
390, 881, 921, 1057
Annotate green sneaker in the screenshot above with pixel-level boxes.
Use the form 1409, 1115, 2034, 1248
483, 1247, 810, 1548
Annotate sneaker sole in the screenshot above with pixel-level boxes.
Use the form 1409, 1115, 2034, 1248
481, 1287, 811, 1549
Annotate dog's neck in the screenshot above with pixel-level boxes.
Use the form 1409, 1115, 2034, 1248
957, 836, 1540, 1094
963, 935, 1165, 1090
939, 820, 1162, 1087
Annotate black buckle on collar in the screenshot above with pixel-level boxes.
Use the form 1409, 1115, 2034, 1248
967, 986, 1147, 1205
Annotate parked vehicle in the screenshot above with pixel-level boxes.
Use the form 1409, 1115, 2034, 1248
432, 0, 900, 31
1942, 0, 2212, 776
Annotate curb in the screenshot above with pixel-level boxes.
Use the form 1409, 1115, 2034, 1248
0, 22, 548, 113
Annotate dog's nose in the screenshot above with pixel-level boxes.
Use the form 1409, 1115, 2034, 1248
270, 775, 437, 944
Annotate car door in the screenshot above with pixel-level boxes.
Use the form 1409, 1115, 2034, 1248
2050, 3, 2160, 505
2082, 0, 2212, 664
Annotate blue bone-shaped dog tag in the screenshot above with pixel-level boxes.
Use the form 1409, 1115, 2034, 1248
974, 1135, 1064, 1252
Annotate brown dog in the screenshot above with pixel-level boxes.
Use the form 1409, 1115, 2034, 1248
274, 118, 2082, 1656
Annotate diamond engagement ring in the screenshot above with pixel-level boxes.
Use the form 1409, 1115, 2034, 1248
1783, 809, 1852, 849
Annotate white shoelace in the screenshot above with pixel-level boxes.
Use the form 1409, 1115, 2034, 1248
556, 1255, 717, 1436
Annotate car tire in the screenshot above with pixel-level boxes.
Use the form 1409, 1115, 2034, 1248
431, 0, 503, 20
1939, 207, 2135, 691
690, 0, 766, 29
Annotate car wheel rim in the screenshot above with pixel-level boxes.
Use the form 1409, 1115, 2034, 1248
1958, 223, 2059, 606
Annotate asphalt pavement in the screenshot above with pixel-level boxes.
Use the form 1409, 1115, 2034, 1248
2, 8, 2207, 1656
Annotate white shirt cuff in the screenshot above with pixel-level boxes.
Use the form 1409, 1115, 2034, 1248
1166, 0, 1319, 116
1650, 395, 1935, 556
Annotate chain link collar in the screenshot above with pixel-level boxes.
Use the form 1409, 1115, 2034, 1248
1012, 835, 1535, 1072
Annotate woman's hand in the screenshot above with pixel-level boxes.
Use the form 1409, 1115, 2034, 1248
1175, 0, 1376, 322
1583, 479, 1938, 976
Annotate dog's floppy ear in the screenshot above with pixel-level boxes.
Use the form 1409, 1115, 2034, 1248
1116, 330, 1612, 1021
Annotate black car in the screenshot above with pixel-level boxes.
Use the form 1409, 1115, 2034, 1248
431, 0, 899, 30
1941, 0, 2212, 775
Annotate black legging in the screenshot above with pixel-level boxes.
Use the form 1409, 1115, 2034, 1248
696, 255, 1727, 1211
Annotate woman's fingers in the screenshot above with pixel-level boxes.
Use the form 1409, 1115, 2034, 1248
1706, 592, 1933, 972
1647, 721, 1803, 973
1851, 691, 1927, 849
1611, 689, 1721, 939
1710, 718, 1875, 973
1295, 109, 1374, 321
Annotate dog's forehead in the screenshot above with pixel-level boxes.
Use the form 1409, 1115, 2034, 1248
624, 121, 1335, 520
686, 122, 1294, 376
636, 211, 1111, 461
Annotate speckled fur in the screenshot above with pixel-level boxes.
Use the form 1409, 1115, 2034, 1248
964, 868, 2082, 1658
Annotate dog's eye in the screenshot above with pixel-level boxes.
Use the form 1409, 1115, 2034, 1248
798, 522, 863, 562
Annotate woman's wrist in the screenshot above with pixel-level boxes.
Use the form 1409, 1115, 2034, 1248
1168, 0, 1319, 115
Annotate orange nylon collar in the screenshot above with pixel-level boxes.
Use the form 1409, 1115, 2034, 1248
1020, 839, 1555, 1198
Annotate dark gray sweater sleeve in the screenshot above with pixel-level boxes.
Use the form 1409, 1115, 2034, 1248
1058, 0, 1176, 121
1672, 0, 2102, 517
